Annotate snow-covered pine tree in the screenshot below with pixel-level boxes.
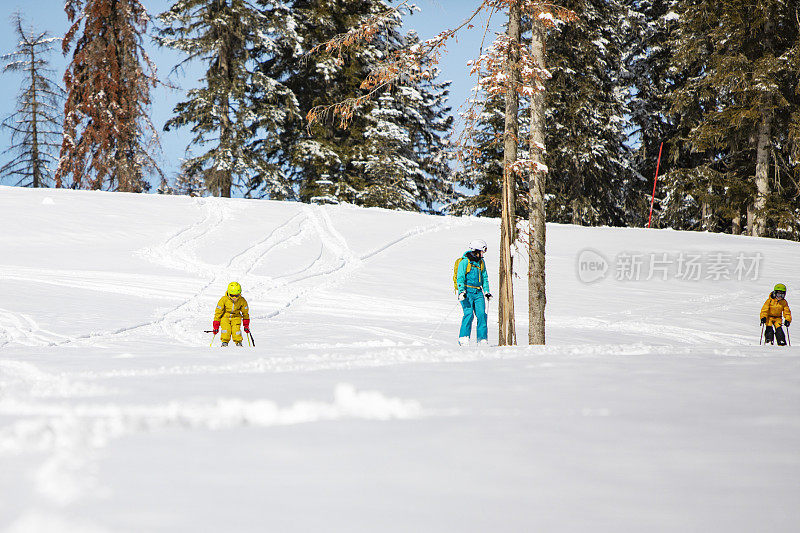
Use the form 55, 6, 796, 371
269, 0, 382, 205
0, 14, 63, 188
451, 94, 507, 217
664, 0, 800, 238
57, 0, 160, 192
623, 0, 679, 227
635, 0, 710, 231
173, 166, 205, 196
156, 0, 300, 198
283, 0, 453, 211
353, 33, 454, 210
543, 0, 632, 226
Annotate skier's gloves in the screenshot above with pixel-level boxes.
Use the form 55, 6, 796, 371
760, 317, 766, 325
212, 320, 220, 334
485, 293, 493, 301
785, 321, 791, 327
458, 292, 466, 301
243, 319, 250, 333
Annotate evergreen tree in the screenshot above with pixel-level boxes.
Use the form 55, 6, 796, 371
156, 0, 300, 198
623, 0, 680, 227
173, 166, 205, 196
543, 0, 633, 226
281, 0, 453, 211
664, 0, 800, 238
650, 0, 716, 231
354, 48, 454, 210
57, 0, 160, 192
451, 94, 506, 216
0, 14, 63, 188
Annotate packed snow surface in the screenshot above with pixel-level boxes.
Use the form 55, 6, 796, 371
1, 186, 798, 532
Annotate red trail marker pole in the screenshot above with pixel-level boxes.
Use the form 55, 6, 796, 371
647, 142, 664, 228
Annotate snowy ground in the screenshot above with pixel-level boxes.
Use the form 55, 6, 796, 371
0, 185, 798, 532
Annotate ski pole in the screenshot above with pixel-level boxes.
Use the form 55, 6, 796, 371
428, 301, 461, 339
248, 331, 256, 347
209, 332, 217, 347
787, 326, 791, 346
759, 323, 764, 345
246, 330, 252, 347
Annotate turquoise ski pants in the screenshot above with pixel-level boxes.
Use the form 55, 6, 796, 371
459, 288, 487, 341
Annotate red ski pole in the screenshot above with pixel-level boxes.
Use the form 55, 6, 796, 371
647, 142, 664, 228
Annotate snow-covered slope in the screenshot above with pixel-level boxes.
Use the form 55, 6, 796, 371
1, 185, 798, 533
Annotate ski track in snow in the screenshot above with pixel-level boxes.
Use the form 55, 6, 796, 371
0, 308, 81, 349
563, 316, 754, 345
34, 200, 459, 348
0, 267, 198, 301
0, 200, 458, 516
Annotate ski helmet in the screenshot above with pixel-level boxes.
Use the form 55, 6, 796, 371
468, 239, 488, 253
227, 281, 242, 295
774, 283, 787, 293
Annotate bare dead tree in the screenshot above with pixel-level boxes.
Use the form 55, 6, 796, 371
0, 13, 64, 187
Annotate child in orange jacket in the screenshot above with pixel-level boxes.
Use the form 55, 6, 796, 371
760, 283, 791, 346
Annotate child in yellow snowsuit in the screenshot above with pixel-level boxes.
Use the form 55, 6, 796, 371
760, 283, 791, 346
212, 282, 250, 347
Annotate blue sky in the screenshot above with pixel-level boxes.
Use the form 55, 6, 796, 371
0, 0, 503, 190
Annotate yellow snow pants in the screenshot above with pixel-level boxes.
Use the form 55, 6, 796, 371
220, 316, 243, 343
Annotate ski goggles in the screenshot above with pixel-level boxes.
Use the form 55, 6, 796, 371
775, 291, 786, 299
229, 294, 240, 299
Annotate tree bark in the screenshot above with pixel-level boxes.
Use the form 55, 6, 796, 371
218, 51, 233, 198
209, 0, 233, 198
571, 198, 581, 226
499, 1, 521, 346
528, 18, 546, 346
701, 200, 712, 231
732, 207, 742, 235
753, 16, 773, 237
746, 203, 755, 235
29, 45, 41, 188
753, 103, 772, 236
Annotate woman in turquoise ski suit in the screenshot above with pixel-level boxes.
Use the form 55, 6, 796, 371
456, 241, 492, 344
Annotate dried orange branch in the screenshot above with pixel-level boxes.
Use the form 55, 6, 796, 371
306, 0, 494, 129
